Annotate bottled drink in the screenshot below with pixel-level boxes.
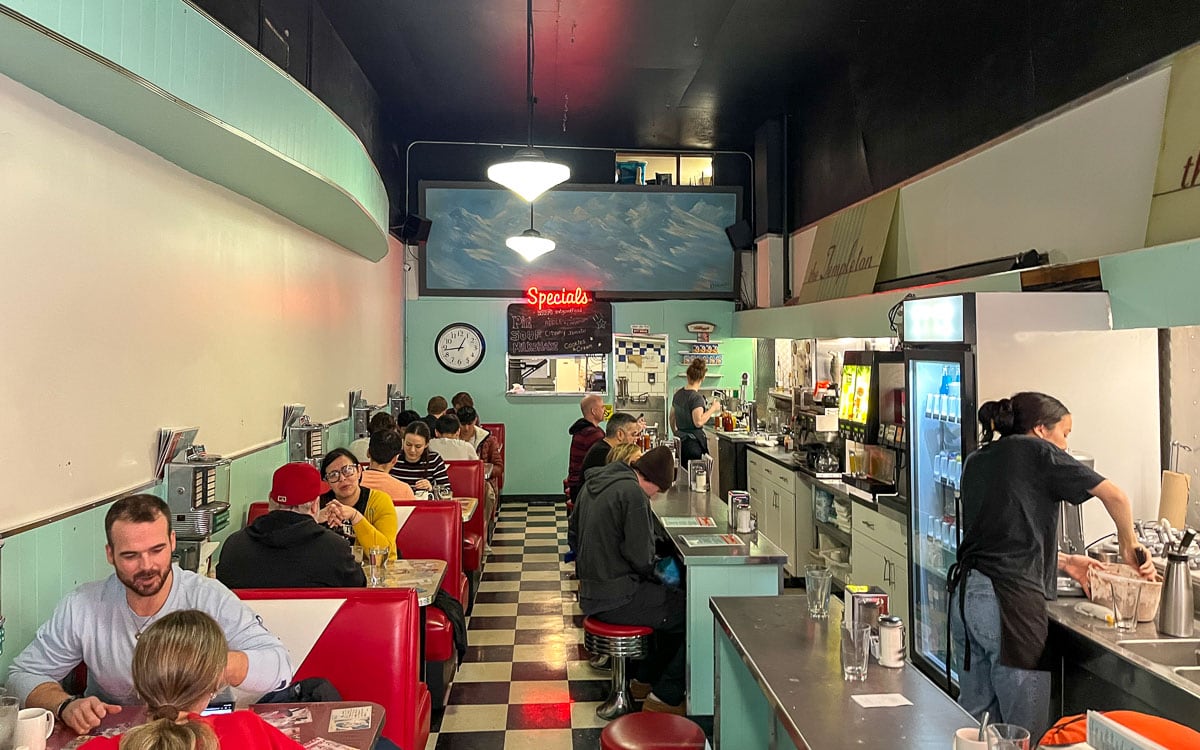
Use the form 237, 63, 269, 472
939, 366, 952, 396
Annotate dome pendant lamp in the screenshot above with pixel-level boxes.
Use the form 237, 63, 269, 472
487, 0, 569, 202
506, 203, 555, 262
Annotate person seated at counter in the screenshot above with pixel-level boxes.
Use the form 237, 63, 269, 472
422, 396, 448, 434
6, 494, 293, 734
359, 429, 416, 501
950, 392, 1154, 741
572, 446, 685, 714
217, 463, 366, 589
318, 448, 399, 560
389, 422, 451, 493
565, 394, 607, 500
671, 358, 722, 465
80, 610, 305, 750
348, 410, 397, 463
580, 412, 642, 479
607, 443, 643, 466
429, 413, 479, 461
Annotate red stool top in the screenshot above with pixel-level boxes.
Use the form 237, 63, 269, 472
601, 712, 707, 750
583, 616, 653, 638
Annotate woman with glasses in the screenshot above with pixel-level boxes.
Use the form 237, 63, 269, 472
319, 448, 399, 560
389, 422, 450, 493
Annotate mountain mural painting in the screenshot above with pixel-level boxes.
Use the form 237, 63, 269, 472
419, 183, 740, 297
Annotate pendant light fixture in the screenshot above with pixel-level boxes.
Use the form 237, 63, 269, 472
506, 203, 555, 262
487, 0, 570, 202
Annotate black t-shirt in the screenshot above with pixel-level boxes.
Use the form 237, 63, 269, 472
580, 438, 613, 478
957, 435, 1105, 599
672, 388, 706, 432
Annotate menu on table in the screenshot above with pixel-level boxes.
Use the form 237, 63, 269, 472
680, 533, 745, 547
659, 516, 717, 527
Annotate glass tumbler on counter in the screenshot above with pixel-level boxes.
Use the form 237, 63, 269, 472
0, 695, 18, 750
841, 623, 871, 681
366, 546, 389, 587
805, 565, 833, 619
985, 724, 1030, 750
1109, 577, 1143, 632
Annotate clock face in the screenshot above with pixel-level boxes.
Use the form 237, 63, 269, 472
435, 323, 485, 373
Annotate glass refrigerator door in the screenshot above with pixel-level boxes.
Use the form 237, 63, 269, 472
907, 352, 973, 688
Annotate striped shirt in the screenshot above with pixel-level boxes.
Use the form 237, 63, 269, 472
389, 449, 450, 489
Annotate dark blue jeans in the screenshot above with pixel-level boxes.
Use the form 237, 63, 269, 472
950, 570, 1051, 741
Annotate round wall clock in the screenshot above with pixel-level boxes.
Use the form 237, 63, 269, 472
435, 323, 485, 373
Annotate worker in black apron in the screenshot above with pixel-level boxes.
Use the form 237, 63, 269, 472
670, 358, 723, 464
947, 392, 1154, 741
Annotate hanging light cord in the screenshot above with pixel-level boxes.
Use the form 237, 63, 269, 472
528, 202, 535, 231
525, 0, 535, 149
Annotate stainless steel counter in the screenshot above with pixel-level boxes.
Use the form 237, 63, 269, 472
707, 427, 758, 442
747, 443, 807, 471
653, 484, 788, 566
712, 595, 974, 748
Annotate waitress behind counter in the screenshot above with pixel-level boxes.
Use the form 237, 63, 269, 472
949, 392, 1155, 740
670, 358, 723, 464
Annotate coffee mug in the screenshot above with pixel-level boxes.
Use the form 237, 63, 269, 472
953, 726, 988, 750
15, 707, 54, 750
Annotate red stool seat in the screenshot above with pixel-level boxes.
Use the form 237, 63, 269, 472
584, 617, 653, 638
601, 713, 707, 750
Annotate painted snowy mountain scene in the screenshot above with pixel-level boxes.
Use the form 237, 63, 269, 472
422, 185, 738, 295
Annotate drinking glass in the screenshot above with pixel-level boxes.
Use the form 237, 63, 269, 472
985, 724, 1030, 750
366, 546, 389, 587
805, 565, 833, 619
0, 695, 18, 750
351, 544, 364, 565
1109, 577, 1142, 632
841, 623, 871, 681
436, 483, 453, 500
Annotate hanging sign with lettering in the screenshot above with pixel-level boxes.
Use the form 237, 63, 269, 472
508, 298, 613, 356
795, 189, 897, 304
1146, 46, 1200, 247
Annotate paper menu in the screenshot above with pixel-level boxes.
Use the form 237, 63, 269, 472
659, 516, 717, 527
850, 693, 912, 708
328, 705, 372, 732
680, 533, 744, 547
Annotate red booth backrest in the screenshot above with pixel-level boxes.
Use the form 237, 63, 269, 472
247, 501, 270, 526
393, 500, 465, 607
444, 460, 487, 546
234, 587, 430, 750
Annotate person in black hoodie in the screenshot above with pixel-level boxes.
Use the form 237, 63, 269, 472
216, 463, 366, 589
573, 446, 685, 714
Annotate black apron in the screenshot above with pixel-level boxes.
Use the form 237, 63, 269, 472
677, 427, 707, 463
947, 557, 1050, 682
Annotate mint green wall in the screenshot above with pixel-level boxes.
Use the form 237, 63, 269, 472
404, 298, 752, 495
1, 1, 388, 259
0, 428, 362, 677
1100, 238, 1200, 329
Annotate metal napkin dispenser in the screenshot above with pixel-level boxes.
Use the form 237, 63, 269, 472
164, 452, 231, 541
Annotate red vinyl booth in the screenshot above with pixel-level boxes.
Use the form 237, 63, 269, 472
247, 501, 270, 526
444, 459, 486, 609
235, 587, 430, 750
393, 500, 467, 709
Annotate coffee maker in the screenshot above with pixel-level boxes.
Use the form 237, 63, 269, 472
794, 408, 842, 478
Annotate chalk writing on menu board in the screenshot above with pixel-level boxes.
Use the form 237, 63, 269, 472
507, 301, 613, 356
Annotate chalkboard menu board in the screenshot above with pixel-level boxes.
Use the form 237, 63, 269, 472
507, 301, 614, 356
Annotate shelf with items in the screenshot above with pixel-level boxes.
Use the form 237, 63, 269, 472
679, 354, 722, 366
815, 519, 852, 547
768, 388, 793, 401
677, 339, 724, 344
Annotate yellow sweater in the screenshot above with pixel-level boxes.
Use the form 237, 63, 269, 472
350, 487, 399, 560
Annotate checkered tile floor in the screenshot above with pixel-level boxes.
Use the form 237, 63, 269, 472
427, 502, 609, 749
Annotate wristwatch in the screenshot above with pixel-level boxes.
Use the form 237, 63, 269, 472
56, 695, 80, 720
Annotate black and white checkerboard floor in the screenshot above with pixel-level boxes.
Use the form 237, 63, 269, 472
427, 502, 610, 749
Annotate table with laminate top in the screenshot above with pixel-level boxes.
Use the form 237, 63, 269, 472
653, 482, 788, 715
712, 595, 974, 749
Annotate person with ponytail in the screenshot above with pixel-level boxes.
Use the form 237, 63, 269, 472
948, 392, 1155, 741
670, 358, 722, 465
82, 609, 302, 749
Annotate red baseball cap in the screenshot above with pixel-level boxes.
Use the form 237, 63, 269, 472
270, 463, 322, 506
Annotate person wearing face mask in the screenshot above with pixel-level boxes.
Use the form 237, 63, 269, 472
6, 495, 292, 734
389, 422, 450, 493
949, 392, 1155, 741
318, 448, 398, 560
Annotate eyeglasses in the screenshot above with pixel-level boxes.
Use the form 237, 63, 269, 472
325, 465, 360, 482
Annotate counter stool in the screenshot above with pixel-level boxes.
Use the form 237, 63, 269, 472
583, 616, 653, 720
600, 712, 706, 750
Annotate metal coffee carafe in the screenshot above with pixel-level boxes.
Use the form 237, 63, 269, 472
1158, 529, 1195, 638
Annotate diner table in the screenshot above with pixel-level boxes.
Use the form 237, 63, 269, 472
49, 700, 385, 750
456, 496, 477, 523
372, 558, 446, 605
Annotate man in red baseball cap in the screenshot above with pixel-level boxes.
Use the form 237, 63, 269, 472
216, 463, 366, 589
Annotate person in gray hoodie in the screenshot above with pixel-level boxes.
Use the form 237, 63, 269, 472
573, 446, 685, 714
217, 463, 366, 589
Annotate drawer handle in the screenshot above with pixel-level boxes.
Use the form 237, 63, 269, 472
862, 521, 875, 530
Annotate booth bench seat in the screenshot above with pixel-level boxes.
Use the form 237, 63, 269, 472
235, 587, 430, 750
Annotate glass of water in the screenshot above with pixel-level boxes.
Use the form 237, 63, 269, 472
366, 546, 389, 587
986, 724, 1030, 750
0, 695, 18, 750
804, 565, 833, 619
841, 623, 871, 681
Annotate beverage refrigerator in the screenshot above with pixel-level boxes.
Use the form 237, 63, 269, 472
901, 292, 1161, 694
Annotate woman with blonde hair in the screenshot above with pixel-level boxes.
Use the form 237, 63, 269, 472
606, 443, 643, 466
82, 610, 302, 750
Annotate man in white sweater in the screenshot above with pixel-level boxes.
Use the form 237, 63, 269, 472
427, 413, 479, 462
7, 494, 293, 734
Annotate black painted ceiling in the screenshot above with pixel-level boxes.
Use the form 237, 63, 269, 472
317, 0, 844, 153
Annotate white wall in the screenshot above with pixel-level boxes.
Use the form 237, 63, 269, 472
0, 73, 404, 531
